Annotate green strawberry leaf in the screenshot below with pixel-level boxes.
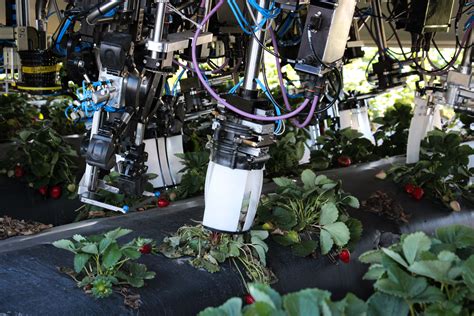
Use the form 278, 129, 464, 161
292, 240, 318, 257
342, 196, 360, 209
301, 169, 316, 189
382, 248, 408, 268
323, 222, 350, 247
283, 288, 331, 316
462, 255, 474, 292
367, 292, 409, 316
435, 225, 474, 250
102, 243, 122, 269
320, 229, 334, 255
198, 297, 242, 316
74, 253, 91, 273
319, 202, 339, 225
359, 249, 383, 264
402, 232, 432, 265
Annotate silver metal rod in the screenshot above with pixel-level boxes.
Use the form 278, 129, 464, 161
84, 109, 103, 191
134, 123, 145, 146
86, 0, 123, 25
461, 30, 474, 74
201, 0, 212, 33
242, 0, 269, 92
15, 0, 30, 27
51, 0, 64, 20
151, 2, 167, 59
371, 0, 387, 57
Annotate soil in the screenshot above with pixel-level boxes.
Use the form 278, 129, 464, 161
0, 216, 52, 240
362, 190, 410, 224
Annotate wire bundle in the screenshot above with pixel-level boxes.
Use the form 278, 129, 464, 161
65, 80, 122, 122
227, 0, 280, 34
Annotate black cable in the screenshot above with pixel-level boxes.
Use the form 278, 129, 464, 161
248, 28, 298, 63
355, 8, 384, 54
306, 28, 342, 113
314, 67, 342, 114
261, 59, 286, 111
386, 18, 410, 60
431, 35, 451, 65
307, 30, 333, 69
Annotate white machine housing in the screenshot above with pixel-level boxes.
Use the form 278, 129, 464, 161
406, 96, 442, 164
339, 106, 375, 144
144, 134, 185, 188
203, 161, 263, 233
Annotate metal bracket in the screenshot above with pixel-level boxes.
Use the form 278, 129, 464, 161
146, 31, 213, 53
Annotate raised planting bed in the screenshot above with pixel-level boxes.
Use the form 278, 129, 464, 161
0, 157, 472, 315
0, 133, 86, 226
0, 175, 83, 226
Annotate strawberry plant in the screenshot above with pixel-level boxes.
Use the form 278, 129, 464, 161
159, 224, 275, 285
0, 93, 40, 141
171, 151, 209, 200
458, 113, 473, 141
183, 123, 211, 153
359, 224, 474, 315
310, 128, 377, 170
257, 169, 362, 258
387, 130, 473, 210
42, 98, 86, 136
200, 224, 474, 316
1, 125, 78, 196
53, 227, 156, 299
199, 282, 368, 316
266, 128, 307, 177
373, 103, 413, 157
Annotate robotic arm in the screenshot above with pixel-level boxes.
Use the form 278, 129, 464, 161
191, 0, 356, 232
59, 0, 212, 212
42, 0, 472, 228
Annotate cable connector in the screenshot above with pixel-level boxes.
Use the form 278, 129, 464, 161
308, 12, 323, 33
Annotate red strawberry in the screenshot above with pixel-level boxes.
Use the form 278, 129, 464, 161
14, 165, 25, 178
339, 249, 350, 263
139, 244, 152, 254
412, 187, 424, 201
244, 294, 255, 305
337, 156, 352, 167
49, 186, 62, 199
157, 197, 170, 208
404, 183, 415, 194
38, 186, 48, 197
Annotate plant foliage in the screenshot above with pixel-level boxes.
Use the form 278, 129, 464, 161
200, 224, 474, 316
0, 94, 39, 141
310, 128, 377, 170
199, 282, 370, 316
257, 169, 362, 257
159, 224, 275, 284
53, 228, 156, 299
359, 224, 474, 315
42, 98, 86, 136
172, 151, 209, 199
388, 129, 474, 209
266, 128, 307, 177
373, 103, 413, 157
1, 125, 78, 192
